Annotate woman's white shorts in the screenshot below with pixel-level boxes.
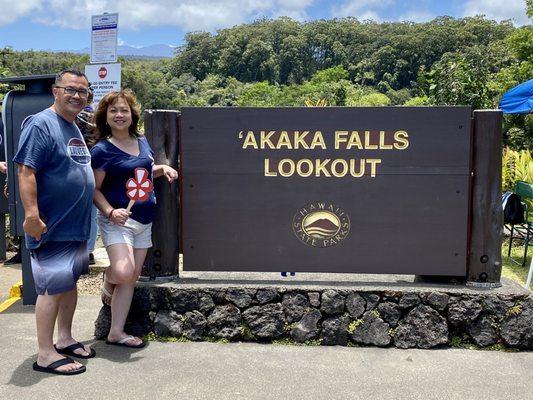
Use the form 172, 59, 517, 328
97, 212, 152, 249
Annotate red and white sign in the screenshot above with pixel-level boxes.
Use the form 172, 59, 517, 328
85, 62, 121, 107
125, 168, 153, 211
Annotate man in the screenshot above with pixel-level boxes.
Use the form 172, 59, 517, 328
14, 69, 96, 375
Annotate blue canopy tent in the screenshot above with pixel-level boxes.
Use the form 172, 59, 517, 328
499, 79, 533, 288
499, 78, 533, 114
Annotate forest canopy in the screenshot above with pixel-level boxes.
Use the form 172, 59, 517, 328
0, 8, 531, 149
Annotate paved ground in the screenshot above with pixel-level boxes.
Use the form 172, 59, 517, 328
0, 261, 20, 303
1, 245, 532, 399
0, 295, 532, 400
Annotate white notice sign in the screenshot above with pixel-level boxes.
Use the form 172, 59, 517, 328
91, 13, 118, 63
85, 63, 121, 106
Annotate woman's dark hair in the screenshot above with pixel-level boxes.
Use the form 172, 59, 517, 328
92, 89, 141, 141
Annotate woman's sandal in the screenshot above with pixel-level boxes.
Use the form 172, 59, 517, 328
101, 272, 114, 306
105, 335, 146, 348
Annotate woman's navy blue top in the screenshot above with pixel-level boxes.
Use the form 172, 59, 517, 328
91, 136, 156, 224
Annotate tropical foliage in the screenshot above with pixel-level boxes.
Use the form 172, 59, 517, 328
0, 4, 531, 148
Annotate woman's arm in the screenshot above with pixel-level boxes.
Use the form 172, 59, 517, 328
92, 169, 130, 225
153, 164, 178, 183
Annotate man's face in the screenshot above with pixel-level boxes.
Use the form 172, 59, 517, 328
52, 73, 89, 120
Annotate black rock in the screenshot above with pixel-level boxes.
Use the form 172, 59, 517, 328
182, 310, 207, 341
154, 310, 183, 337
482, 296, 513, 317
394, 305, 448, 349
321, 290, 345, 315
447, 297, 482, 326
361, 293, 380, 311
352, 312, 391, 347
225, 289, 254, 308
291, 309, 322, 343
198, 293, 215, 314
500, 297, 533, 349
171, 290, 199, 313
398, 293, 420, 310
426, 292, 449, 311
321, 316, 348, 346
207, 304, 242, 339
131, 286, 153, 312
346, 293, 366, 318
282, 293, 310, 323
243, 304, 286, 339
142, 286, 170, 311
256, 289, 280, 304
308, 292, 320, 307
211, 290, 227, 305
467, 316, 498, 347
94, 306, 111, 340
377, 302, 402, 327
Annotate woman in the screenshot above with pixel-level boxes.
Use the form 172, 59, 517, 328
91, 89, 178, 348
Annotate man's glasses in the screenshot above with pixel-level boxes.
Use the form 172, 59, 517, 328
55, 86, 91, 98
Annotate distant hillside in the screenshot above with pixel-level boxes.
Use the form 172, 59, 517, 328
69, 44, 175, 58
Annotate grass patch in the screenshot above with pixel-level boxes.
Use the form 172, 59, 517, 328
204, 336, 230, 344
501, 240, 531, 287
143, 332, 180, 342
272, 337, 298, 346
449, 334, 478, 350
347, 319, 363, 334
239, 324, 256, 340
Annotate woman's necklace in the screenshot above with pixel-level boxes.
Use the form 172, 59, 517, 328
109, 136, 139, 155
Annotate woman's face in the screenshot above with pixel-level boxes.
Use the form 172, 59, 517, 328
106, 97, 132, 134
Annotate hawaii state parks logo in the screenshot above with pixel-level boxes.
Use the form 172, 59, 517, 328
292, 201, 350, 248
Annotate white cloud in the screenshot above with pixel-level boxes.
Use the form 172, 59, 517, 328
0, 0, 314, 30
462, 0, 530, 25
332, 0, 395, 21
0, 1, 41, 25
398, 10, 435, 23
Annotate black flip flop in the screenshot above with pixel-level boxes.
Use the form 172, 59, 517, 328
106, 335, 146, 348
54, 342, 96, 359
33, 357, 86, 375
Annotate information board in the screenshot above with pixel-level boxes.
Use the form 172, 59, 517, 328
91, 13, 118, 64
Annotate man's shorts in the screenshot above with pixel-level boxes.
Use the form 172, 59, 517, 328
97, 212, 152, 249
30, 241, 89, 295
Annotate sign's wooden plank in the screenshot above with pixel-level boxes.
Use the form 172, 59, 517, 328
181, 107, 472, 275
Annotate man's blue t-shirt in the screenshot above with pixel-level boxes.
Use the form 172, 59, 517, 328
90, 136, 156, 224
13, 108, 96, 249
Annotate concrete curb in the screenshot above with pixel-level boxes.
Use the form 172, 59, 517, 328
0, 280, 22, 313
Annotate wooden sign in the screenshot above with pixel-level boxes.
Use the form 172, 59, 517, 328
180, 107, 472, 275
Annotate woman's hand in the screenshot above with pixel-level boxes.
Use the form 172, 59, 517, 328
109, 208, 131, 226
156, 165, 178, 183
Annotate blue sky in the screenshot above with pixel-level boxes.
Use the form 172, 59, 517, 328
0, 0, 529, 51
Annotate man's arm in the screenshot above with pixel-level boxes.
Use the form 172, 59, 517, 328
17, 164, 47, 240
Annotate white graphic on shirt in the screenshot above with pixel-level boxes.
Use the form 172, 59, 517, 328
67, 138, 91, 165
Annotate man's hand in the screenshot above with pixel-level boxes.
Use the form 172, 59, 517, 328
0, 162, 7, 174
23, 215, 47, 241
